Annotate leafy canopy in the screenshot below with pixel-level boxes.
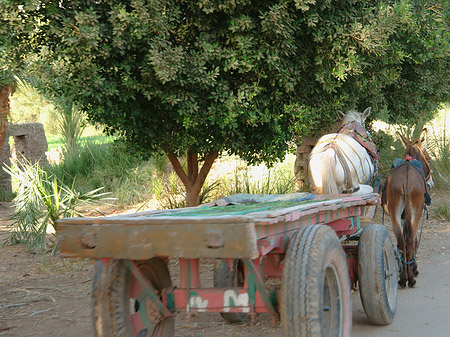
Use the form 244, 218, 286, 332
1, 0, 449, 157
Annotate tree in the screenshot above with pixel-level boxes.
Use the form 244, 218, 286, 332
0, 72, 16, 158
1, 1, 449, 205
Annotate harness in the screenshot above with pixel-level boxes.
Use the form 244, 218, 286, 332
337, 121, 379, 160
321, 141, 357, 193
385, 157, 431, 206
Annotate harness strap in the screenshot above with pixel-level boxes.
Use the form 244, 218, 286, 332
321, 141, 356, 193
332, 142, 354, 193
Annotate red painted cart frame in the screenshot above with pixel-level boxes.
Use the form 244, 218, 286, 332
58, 193, 379, 323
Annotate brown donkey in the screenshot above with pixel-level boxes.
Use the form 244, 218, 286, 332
382, 128, 433, 288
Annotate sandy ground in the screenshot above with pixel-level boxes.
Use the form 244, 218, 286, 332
0, 191, 449, 337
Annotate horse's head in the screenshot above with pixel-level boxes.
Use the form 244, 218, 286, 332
398, 128, 434, 189
338, 107, 372, 126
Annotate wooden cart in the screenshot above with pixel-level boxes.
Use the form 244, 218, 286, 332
57, 192, 397, 337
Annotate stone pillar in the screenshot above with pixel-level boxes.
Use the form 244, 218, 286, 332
294, 121, 342, 191
0, 140, 12, 195
9, 123, 49, 167
0, 123, 49, 197
294, 136, 319, 191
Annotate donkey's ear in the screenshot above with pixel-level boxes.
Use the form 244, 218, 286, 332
362, 107, 372, 122
418, 128, 427, 148
337, 110, 345, 119
397, 131, 409, 148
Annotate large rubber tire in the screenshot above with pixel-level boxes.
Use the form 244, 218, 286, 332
281, 225, 352, 337
213, 259, 249, 323
358, 224, 398, 325
92, 258, 175, 337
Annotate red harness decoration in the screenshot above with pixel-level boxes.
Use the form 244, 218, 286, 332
405, 154, 413, 161
338, 121, 379, 160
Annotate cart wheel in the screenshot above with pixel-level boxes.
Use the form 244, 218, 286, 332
213, 259, 249, 323
92, 260, 113, 336
92, 258, 175, 337
358, 224, 398, 325
280, 225, 352, 337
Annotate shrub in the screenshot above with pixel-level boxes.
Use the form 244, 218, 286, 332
4, 160, 110, 254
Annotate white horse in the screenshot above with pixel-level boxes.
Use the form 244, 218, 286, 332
308, 107, 375, 195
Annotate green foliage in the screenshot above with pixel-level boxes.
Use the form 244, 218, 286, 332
8, 78, 58, 132
4, 160, 110, 254
47, 140, 141, 187
2, 0, 448, 163
370, 129, 404, 178
0, 69, 15, 90
427, 128, 450, 188
2, 0, 449, 207
55, 103, 85, 156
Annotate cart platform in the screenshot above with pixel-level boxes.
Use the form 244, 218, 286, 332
57, 192, 378, 260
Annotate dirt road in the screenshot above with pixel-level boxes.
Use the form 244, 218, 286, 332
353, 252, 450, 337
1, 198, 449, 337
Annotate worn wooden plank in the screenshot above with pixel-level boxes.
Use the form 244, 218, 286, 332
248, 194, 378, 222
58, 222, 258, 260
57, 214, 250, 226
57, 193, 380, 259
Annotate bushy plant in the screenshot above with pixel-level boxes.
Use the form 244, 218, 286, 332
46, 140, 157, 207
215, 155, 296, 198
370, 129, 404, 178
56, 102, 85, 157
4, 160, 110, 254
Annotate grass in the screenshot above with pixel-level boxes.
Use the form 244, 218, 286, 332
212, 154, 296, 197
46, 132, 116, 150
45, 140, 152, 207
432, 203, 450, 222
34, 255, 91, 275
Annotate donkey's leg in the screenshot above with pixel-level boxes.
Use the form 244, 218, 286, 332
390, 213, 407, 288
408, 208, 424, 286
406, 233, 417, 287
413, 237, 419, 276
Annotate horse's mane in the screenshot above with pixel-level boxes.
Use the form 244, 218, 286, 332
341, 110, 363, 124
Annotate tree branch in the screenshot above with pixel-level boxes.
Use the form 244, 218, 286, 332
167, 150, 190, 188
187, 149, 198, 183
192, 151, 219, 194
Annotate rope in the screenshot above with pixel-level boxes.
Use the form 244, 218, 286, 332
335, 136, 366, 183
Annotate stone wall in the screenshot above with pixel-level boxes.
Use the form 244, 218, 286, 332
0, 140, 11, 194
294, 120, 342, 190
9, 123, 49, 166
0, 123, 48, 195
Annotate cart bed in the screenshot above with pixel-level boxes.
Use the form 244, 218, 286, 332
57, 192, 378, 260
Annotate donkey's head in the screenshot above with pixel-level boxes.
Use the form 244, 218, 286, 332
338, 107, 372, 126
398, 128, 434, 188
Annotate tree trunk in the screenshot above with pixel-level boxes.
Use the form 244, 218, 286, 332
294, 120, 342, 191
167, 149, 219, 207
0, 86, 12, 158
